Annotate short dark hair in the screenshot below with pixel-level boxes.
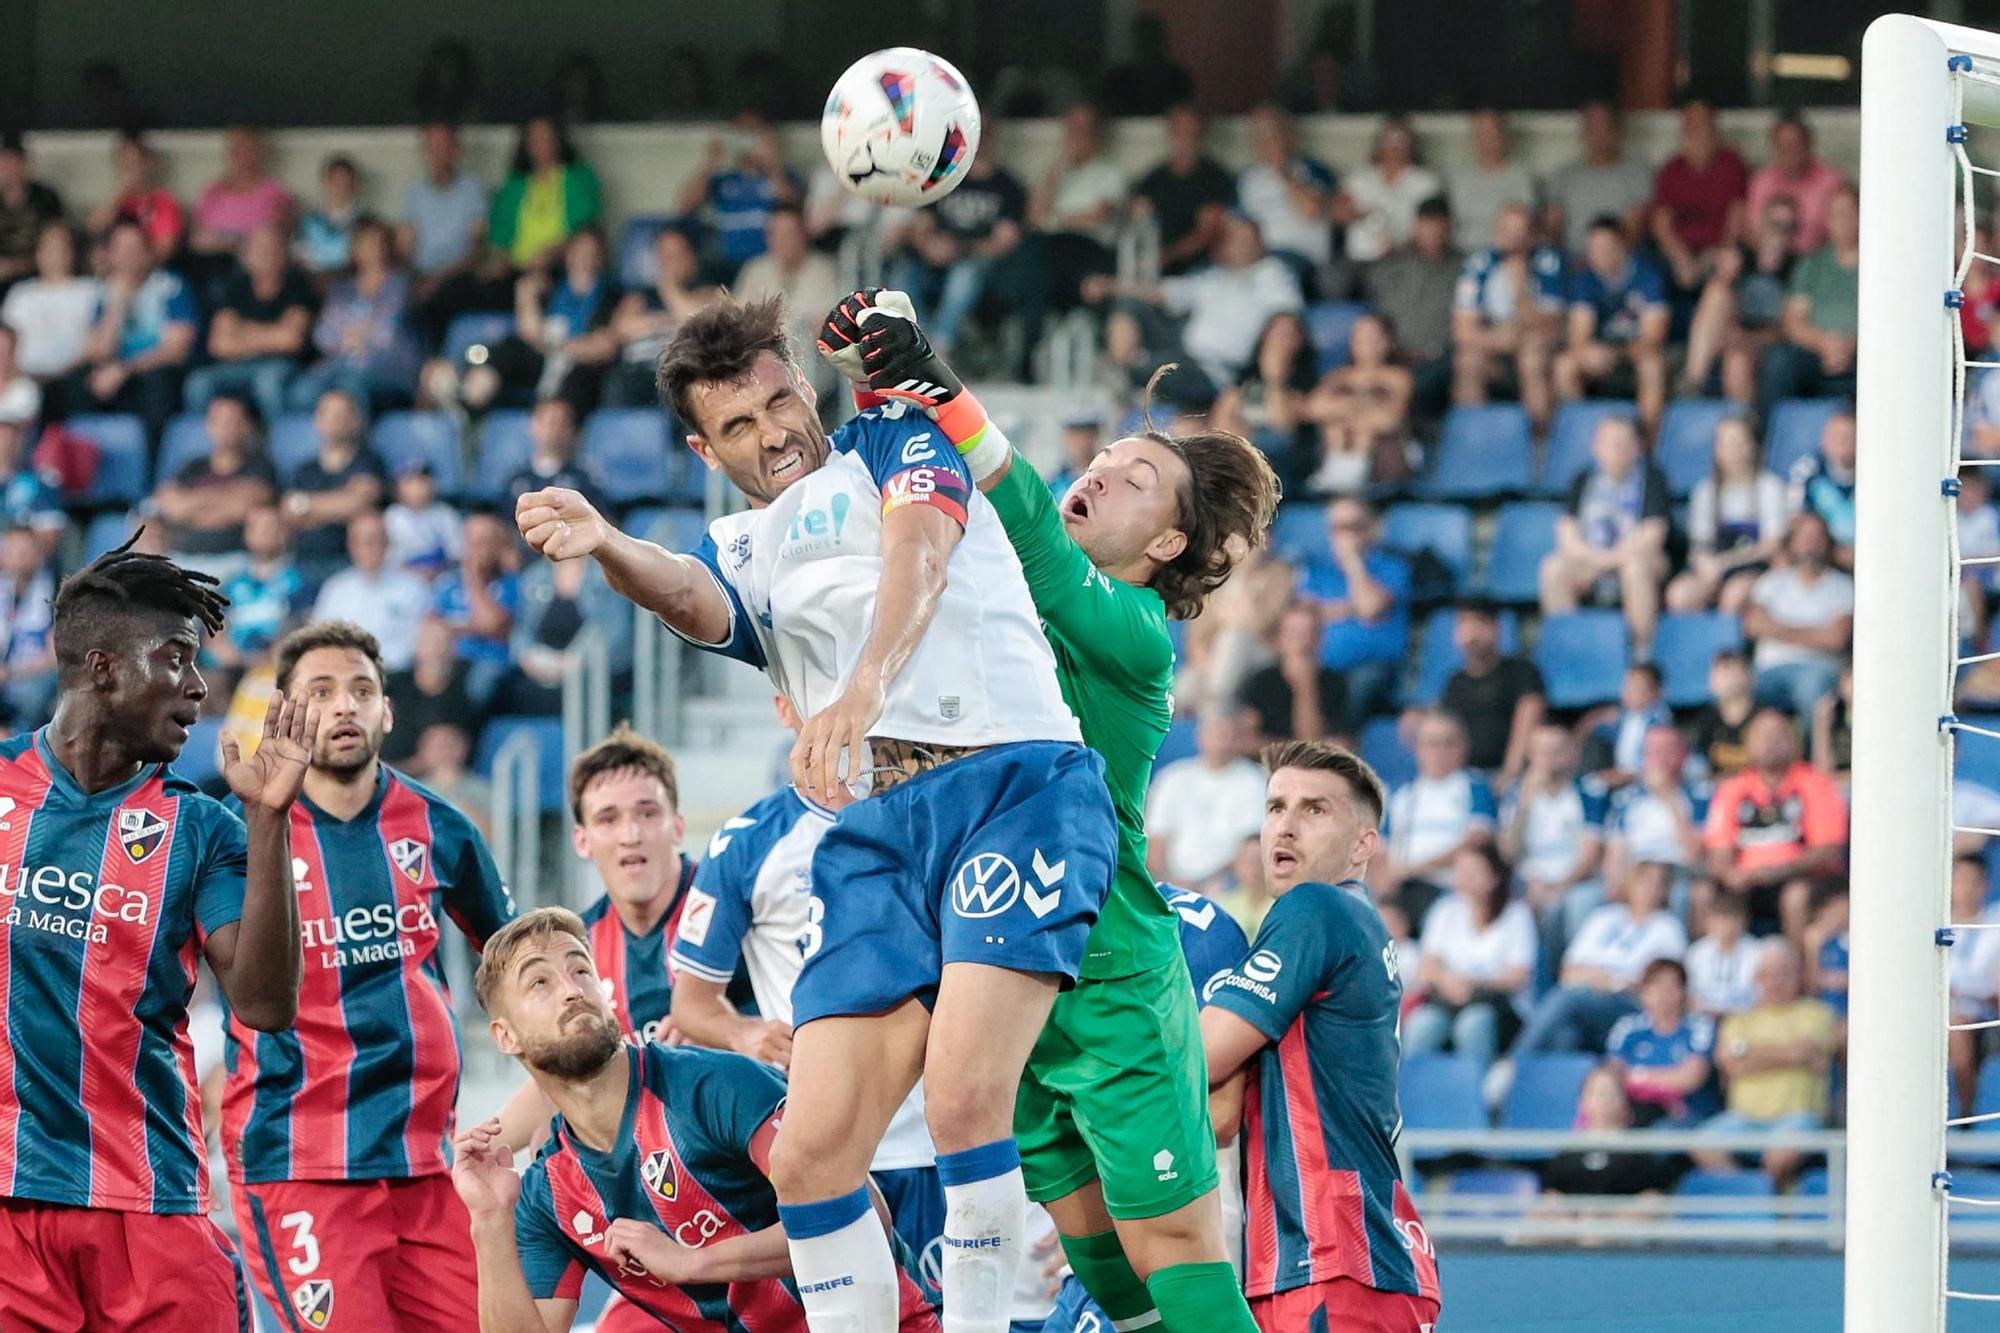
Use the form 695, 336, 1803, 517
1640, 957, 1688, 990
51, 534, 229, 682
1456, 596, 1500, 621
1260, 739, 1385, 828
656, 296, 795, 437
568, 722, 680, 824
1588, 213, 1627, 238
274, 620, 387, 694
1627, 662, 1663, 691
1415, 195, 1451, 220
1712, 647, 1750, 669
323, 153, 358, 177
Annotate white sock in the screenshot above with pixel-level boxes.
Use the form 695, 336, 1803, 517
936, 1140, 1028, 1333
778, 1189, 900, 1333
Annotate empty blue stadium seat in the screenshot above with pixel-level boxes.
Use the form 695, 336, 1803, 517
1400, 1054, 1488, 1134
66, 414, 149, 506
1420, 405, 1534, 501
1304, 300, 1369, 374
1270, 503, 1330, 567
1359, 717, 1416, 790
442, 312, 515, 365
1796, 1167, 1830, 1198
371, 412, 463, 497
582, 409, 675, 506
157, 413, 210, 486
1654, 613, 1745, 709
1500, 1053, 1597, 1131
1480, 502, 1564, 603
1954, 717, 2000, 794
1676, 1169, 1777, 1222
82, 511, 136, 564
1383, 503, 1474, 589
1765, 398, 1846, 481
1155, 717, 1197, 769
615, 216, 682, 291
1972, 1056, 2000, 1132
173, 715, 227, 789
1657, 398, 1737, 498
649, 508, 707, 553
1540, 400, 1638, 497
1406, 607, 1520, 706
268, 413, 322, 483
1535, 611, 1631, 709
475, 716, 567, 814
474, 411, 536, 504
1946, 1169, 2000, 1209
1448, 1168, 1540, 1198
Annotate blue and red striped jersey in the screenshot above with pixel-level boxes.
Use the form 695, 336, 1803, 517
0, 729, 250, 1214
221, 765, 514, 1185
516, 1042, 935, 1330
583, 856, 753, 1045
1207, 879, 1442, 1306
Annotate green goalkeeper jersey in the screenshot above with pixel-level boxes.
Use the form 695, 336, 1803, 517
985, 454, 1182, 979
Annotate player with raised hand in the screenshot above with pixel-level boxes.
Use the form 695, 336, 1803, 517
1201, 742, 1443, 1332
0, 536, 316, 1330
516, 295, 1119, 1333
451, 906, 940, 1332
819, 289, 1278, 1333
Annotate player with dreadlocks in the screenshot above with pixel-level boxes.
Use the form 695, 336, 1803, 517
0, 534, 317, 1330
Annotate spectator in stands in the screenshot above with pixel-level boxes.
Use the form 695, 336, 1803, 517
1, 221, 96, 387
1175, 541, 1293, 718
1539, 414, 1672, 657
1686, 893, 1763, 1017
733, 206, 840, 394
1688, 648, 1757, 778
313, 509, 433, 672
0, 133, 63, 301
1759, 183, 1860, 412
189, 128, 295, 261
1602, 725, 1711, 902
382, 460, 461, 580
0, 393, 56, 557
1959, 465, 2000, 646
504, 395, 602, 510
1302, 496, 1411, 728
1237, 600, 1344, 745
1212, 832, 1274, 937
1948, 857, 2000, 1116
1540, 1064, 1682, 1198
288, 215, 420, 413
1449, 109, 1539, 257
604, 226, 717, 408
1360, 196, 1458, 409
431, 510, 520, 706
1045, 413, 1104, 497
885, 121, 1032, 356
1787, 408, 1857, 570
676, 112, 797, 280
152, 394, 278, 577
0, 525, 57, 728
1133, 103, 1234, 276
297, 155, 360, 281
1236, 103, 1336, 275
282, 387, 386, 586
401, 123, 494, 347
61, 218, 196, 445
1377, 709, 1497, 926
439, 224, 617, 415
1544, 101, 1654, 255
1405, 843, 1537, 1069
1746, 116, 1844, 256
1805, 889, 1849, 1023
1451, 201, 1565, 429
1145, 705, 1267, 888
1666, 415, 1787, 614
0, 325, 37, 432
1301, 311, 1412, 493
1606, 958, 1719, 1126
1584, 663, 1674, 789
86, 132, 185, 263
1745, 511, 1853, 721
212, 504, 304, 674
1500, 725, 1605, 981
1209, 311, 1317, 462
1555, 217, 1671, 431
490, 116, 603, 276
384, 617, 480, 765
1810, 660, 1853, 786
1091, 212, 1302, 406
1101, 13, 1194, 116
499, 552, 631, 715
1698, 940, 1837, 1185
1682, 196, 1801, 403
1335, 116, 1441, 267
1647, 100, 1748, 298
183, 222, 316, 427
1704, 707, 1848, 942
1440, 599, 1546, 783
409, 721, 492, 837
1510, 859, 1687, 1057
1030, 101, 1127, 311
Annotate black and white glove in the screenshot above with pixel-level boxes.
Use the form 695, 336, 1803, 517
817, 289, 965, 412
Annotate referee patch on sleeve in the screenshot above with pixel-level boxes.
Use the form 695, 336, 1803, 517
881, 464, 971, 527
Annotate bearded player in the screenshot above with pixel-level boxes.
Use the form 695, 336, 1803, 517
0, 538, 315, 1330
819, 290, 1278, 1331
222, 620, 516, 1332
517, 295, 1118, 1333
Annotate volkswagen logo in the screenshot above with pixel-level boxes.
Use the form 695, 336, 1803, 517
951, 852, 1021, 919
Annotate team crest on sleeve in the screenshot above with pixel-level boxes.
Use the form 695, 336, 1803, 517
290, 1278, 334, 1328
389, 837, 429, 885
679, 888, 716, 948
641, 1147, 679, 1201
118, 808, 169, 863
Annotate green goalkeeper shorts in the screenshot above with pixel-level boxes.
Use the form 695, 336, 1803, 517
1015, 953, 1221, 1220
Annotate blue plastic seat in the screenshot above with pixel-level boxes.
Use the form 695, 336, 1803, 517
65, 415, 149, 506
1535, 611, 1630, 709
1406, 607, 1520, 707
474, 716, 567, 814
172, 715, 227, 789
646, 507, 707, 553
1972, 1057, 2000, 1132
1304, 300, 1370, 374
1765, 398, 1847, 481
615, 216, 682, 291
1654, 613, 1745, 709
1480, 501, 1564, 603
442, 312, 515, 366
80, 511, 135, 564
1400, 1054, 1488, 1134
1270, 503, 1330, 568
1154, 717, 1197, 769
1382, 503, 1474, 590
156, 413, 211, 486
1946, 1168, 2000, 1210
582, 409, 675, 507
1954, 717, 2000, 794
1420, 405, 1534, 501
1359, 717, 1416, 791
267, 413, 322, 484
1540, 400, 1638, 497
474, 411, 536, 505
1500, 1053, 1597, 1131
1448, 1168, 1540, 1198
1675, 1169, 1776, 1221
371, 412, 463, 498
1657, 398, 1737, 498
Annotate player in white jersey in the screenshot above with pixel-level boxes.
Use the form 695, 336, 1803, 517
515, 296, 1119, 1333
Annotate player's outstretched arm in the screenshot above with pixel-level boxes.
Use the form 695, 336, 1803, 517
453, 1120, 579, 1333
515, 487, 731, 646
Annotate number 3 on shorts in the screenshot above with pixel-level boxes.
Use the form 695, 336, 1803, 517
280, 1210, 321, 1276
800, 896, 825, 960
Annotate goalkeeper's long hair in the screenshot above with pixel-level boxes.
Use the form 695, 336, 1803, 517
51, 531, 229, 683
1138, 365, 1283, 621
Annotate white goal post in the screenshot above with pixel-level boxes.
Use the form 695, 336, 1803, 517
1852, 15, 2000, 1331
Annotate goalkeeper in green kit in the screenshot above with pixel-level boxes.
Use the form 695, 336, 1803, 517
819, 290, 1279, 1333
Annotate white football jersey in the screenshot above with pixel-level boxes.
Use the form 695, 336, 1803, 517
678, 403, 1080, 749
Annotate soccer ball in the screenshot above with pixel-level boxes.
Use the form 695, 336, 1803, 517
820, 48, 982, 208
